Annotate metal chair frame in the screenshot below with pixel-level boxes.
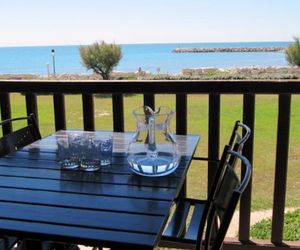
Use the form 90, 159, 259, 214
193, 120, 251, 163
0, 114, 41, 157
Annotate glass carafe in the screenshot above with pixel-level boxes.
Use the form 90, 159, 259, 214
127, 106, 180, 177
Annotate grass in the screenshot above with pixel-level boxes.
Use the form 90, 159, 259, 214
250, 209, 300, 241
7, 93, 300, 210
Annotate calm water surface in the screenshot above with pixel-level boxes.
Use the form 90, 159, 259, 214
0, 41, 290, 74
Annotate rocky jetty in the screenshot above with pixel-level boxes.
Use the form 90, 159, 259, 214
173, 47, 286, 53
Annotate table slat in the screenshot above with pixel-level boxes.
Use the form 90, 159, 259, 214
0, 187, 170, 216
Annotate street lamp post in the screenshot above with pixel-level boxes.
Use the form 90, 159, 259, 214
51, 49, 56, 76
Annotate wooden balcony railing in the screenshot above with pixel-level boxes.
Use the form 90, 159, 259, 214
0, 79, 300, 250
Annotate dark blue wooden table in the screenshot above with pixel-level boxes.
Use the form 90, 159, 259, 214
0, 130, 199, 249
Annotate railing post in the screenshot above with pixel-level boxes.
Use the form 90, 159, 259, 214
82, 94, 95, 131
239, 94, 255, 241
207, 94, 220, 239
208, 94, 220, 193
176, 94, 188, 198
25, 93, 39, 125
53, 93, 66, 131
0, 93, 12, 135
112, 93, 124, 132
176, 94, 187, 135
143, 94, 155, 110
271, 94, 291, 244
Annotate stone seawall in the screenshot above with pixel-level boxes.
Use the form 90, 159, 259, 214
173, 47, 286, 53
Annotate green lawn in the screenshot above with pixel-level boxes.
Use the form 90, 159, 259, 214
8, 93, 300, 211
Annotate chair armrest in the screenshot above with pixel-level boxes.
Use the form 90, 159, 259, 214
192, 157, 219, 164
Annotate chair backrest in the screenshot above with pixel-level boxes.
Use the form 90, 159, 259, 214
206, 120, 250, 204
193, 122, 250, 249
203, 150, 252, 250
228, 120, 251, 152
226, 120, 251, 168
0, 114, 41, 157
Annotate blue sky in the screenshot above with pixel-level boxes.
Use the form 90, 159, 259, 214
0, 0, 299, 46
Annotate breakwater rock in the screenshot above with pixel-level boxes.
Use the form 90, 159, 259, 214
173, 47, 286, 53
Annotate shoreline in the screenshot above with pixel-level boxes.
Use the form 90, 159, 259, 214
0, 66, 299, 80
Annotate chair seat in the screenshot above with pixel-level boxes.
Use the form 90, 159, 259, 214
162, 198, 207, 242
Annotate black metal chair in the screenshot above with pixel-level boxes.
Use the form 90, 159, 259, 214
158, 121, 251, 249
0, 114, 41, 157
0, 114, 41, 250
159, 149, 252, 250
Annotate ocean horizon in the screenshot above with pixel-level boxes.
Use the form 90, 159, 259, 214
0, 41, 291, 75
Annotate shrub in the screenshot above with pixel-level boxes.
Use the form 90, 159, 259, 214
80, 41, 122, 80
285, 37, 300, 67
250, 209, 300, 241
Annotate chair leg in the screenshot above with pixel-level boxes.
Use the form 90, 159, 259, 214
15, 240, 43, 250
44, 242, 80, 250
1, 237, 20, 250
15, 240, 81, 250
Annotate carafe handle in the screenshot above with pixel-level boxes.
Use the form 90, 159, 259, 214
147, 116, 158, 158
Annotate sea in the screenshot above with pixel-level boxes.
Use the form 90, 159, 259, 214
0, 41, 291, 75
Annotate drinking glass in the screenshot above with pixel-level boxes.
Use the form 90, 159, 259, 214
80, 135, 101, 171
98, 135, 113, 166
67, 133, 82, 169
57, 137, 79, 170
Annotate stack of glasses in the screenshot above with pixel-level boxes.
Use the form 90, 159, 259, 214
57, 133, 113, 172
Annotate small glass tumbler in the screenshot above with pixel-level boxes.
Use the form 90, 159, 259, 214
98, 135, 113, 166
80, 135, 101, 172
57, 138, 79, 170
67, 133, 82, 169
